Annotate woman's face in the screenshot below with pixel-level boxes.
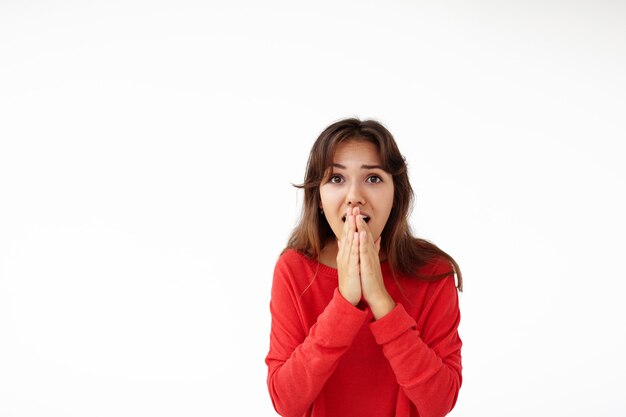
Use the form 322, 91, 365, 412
319, 138, 395, 243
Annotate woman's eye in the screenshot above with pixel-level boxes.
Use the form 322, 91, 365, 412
367, 175, 382, 184
329, 175, 343, 184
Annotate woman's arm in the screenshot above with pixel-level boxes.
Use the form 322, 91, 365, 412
369, 268, 462, 417
265, 257, 368, 417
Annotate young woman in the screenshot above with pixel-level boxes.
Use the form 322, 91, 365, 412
265, 118, 463, 417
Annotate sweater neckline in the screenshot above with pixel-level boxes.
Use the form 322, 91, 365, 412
295, 250, 392, 277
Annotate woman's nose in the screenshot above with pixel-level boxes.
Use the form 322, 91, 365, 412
346, 183, 365, 206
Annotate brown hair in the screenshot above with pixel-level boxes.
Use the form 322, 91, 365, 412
284, 118, 462, 291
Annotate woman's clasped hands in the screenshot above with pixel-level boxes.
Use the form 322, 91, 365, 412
336, 206, 396, 318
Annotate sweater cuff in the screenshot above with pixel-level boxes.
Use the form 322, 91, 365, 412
314, 288, 369, 346
369, 303, 417, 345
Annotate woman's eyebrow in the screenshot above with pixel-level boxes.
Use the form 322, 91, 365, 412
361, 164, 383, 170
331, 163, 383, 170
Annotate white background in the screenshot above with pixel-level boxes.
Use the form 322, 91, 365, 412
1, 1, 625, 416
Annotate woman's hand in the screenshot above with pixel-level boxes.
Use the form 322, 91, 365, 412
356, 213, 396, 319
336, 206, 362, 306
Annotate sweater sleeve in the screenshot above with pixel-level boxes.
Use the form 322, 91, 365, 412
369, 266, 462, 417
265, 258, 369, 417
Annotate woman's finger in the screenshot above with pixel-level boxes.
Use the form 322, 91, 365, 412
339, 206, 350, 251
349, 230, 360, 278
337, 206, 362, 305
357, 214, 387, 303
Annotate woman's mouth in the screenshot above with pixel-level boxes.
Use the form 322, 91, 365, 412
342, 215, 370, 223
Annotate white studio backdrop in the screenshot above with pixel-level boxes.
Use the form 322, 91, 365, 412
1, 1, 625, 416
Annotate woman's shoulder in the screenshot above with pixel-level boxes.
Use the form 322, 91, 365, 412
274, 248, 319, 276
277, 248, 311, 266
402, 257, 458, 309
408, 255, 459, 297
414, 255, 455, 278
273, 248, 336, 294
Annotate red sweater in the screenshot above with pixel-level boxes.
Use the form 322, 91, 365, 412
265, 249, 462, 417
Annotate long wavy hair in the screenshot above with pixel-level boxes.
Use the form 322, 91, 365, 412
284, 118, 462, 291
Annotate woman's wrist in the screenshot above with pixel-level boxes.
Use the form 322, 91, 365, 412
369, 292, 396, 320
338, 285, 361, 306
